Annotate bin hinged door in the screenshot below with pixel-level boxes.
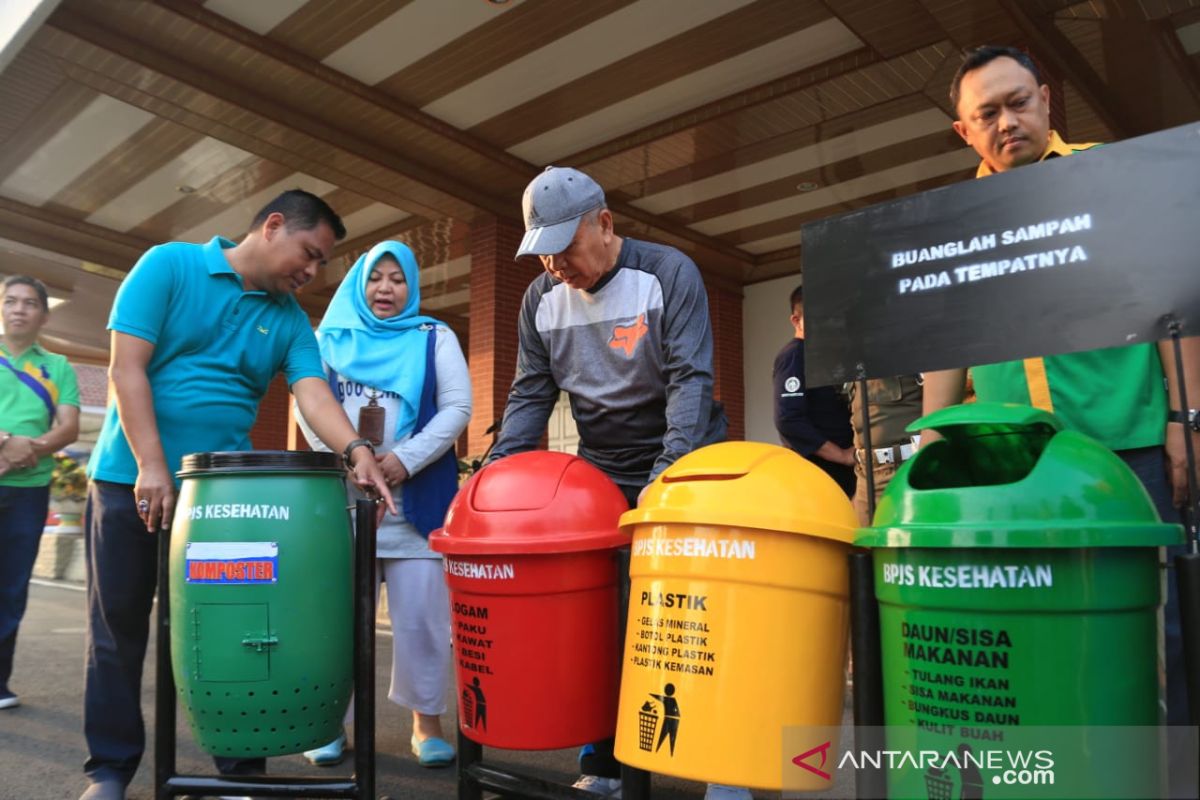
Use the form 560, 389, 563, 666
193, 603, 272, 682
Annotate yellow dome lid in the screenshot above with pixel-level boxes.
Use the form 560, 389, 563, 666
619, 441, 857, 543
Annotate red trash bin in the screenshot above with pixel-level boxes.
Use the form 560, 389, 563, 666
429, 451, 630, 749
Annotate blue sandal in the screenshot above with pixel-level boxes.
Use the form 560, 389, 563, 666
303, 732, 346, 766
410, 734, 455, 767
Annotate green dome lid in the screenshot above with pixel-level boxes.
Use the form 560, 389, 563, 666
855, 403, 1184, 548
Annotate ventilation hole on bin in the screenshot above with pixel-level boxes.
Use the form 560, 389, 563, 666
241, 711, 248, 716
253, 728, 260, 733
261, 747, 268, 753
272, 690, 279, 695
281, 709, 287, 715
260, 709, 267, 715
289, 725, 295, 731
248, 691, 255, 697
205, 690, 212, 696
270, 728, 277, 733
301, 706, 308, 711
217, 711, 223, 716
294, 688, 301, 694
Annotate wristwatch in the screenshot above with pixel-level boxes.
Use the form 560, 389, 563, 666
342, 437, 375, 468
1168, 409, 1200, 432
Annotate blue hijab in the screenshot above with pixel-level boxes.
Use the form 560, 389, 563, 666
317, 241, 442, 440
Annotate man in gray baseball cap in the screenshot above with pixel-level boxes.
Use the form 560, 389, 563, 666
491, 165, 737, 799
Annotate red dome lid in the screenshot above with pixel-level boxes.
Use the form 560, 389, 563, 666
429, 451, 631, 555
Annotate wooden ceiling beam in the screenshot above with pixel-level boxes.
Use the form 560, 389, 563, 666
45, 6, 503, 221
995, 0, 1136, 138
46, 2, 755, 283
0, 196, 149, 272
152, 0, 536, 180
565, 47, 880, 168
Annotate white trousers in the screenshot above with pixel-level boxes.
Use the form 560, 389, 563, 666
379, 557, 451, 715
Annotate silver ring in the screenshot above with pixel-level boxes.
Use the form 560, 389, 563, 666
137, 499, 149, 512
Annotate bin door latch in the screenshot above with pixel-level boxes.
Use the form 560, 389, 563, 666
241, 634, 279, 654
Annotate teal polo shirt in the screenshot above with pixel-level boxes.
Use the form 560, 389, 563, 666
89, 237, 324, 485
0, 341, 79, 487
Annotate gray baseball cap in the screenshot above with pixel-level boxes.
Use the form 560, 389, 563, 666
515, 166, 606, 259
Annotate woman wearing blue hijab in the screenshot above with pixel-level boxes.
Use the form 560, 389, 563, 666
297, 241, 470, 768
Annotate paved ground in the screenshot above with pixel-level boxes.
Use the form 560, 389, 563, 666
1, 581, 852, 800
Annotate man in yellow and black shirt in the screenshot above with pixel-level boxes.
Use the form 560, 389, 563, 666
924, 43, 1200, 769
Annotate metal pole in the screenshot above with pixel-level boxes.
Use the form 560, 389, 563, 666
849, 551, 885, 800
353, 499, 377, 800
456, 728, 483, 800
1167, 319, 1199, 548
154, 524, 176, 800
858, 378, 877, 522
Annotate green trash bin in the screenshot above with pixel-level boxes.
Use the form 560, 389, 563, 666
169, 451, 353, 758
856, 403, 1183, 798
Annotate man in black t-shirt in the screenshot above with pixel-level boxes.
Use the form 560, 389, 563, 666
772, 285, 855, 497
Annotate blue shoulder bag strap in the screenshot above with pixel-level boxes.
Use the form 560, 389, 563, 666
0, 354, 56, 422
402, 326, 460, 537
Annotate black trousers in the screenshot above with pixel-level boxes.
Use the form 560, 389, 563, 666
83, 480, 265, 786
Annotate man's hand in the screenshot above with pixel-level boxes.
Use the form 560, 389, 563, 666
0, 453, 10, 477
350, 446, 397, 515
135, 462, 176, 533
814, 441, 856, 467
376, 452, 410, 488
1166, 422, 1199, 508
1, 435, 41, 470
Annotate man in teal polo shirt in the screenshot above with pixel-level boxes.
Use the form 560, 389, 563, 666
0, 275, 80, 711
80, 190, 394, 800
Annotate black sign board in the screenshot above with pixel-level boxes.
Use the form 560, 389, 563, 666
801, 123, 1200, 386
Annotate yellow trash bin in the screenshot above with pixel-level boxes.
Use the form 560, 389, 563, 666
613, 442, 856, 790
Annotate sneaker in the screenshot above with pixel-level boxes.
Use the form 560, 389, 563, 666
0, 690, 18, 710
704, 785, 753, 800
571, 775, 622, 798
302, 732, 346, 766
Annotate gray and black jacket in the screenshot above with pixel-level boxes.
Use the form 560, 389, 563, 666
490, 238, 727, 489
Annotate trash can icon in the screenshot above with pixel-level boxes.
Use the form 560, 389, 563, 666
637, 701, 658, 752
614, 441, 856, 790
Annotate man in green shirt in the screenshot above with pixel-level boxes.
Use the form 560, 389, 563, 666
0, 275, 80, 709
925, 46, 1200, 783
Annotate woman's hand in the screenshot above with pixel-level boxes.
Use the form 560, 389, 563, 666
377, 452, 410, 488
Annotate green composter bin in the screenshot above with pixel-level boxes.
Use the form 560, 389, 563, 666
169, 451, 354, 758
856, 403, 1183, 799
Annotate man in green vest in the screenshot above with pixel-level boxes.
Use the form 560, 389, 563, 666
925, 43, 1199, 788
0, 275, 80, 710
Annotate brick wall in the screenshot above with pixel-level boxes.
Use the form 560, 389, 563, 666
467, 218, 542, 457
249, 374, 290, 451
707, 283, 745, 440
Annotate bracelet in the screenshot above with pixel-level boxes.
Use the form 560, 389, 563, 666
342, 438, 375, 468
